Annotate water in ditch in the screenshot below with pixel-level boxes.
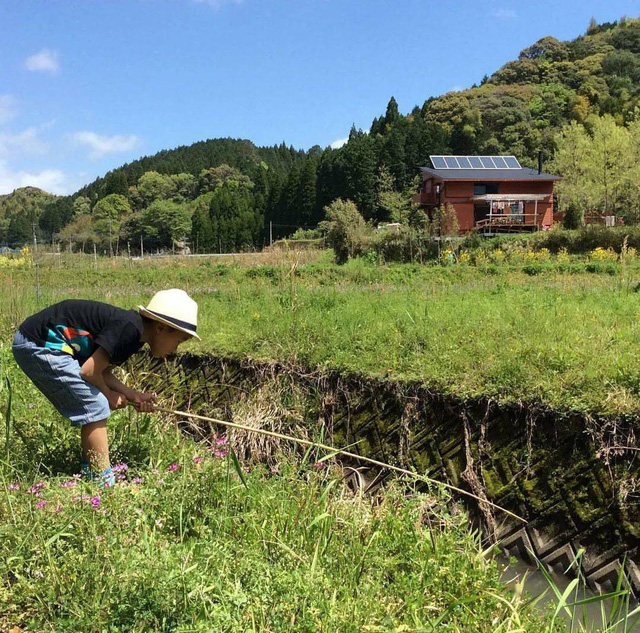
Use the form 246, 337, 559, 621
500, 556, 640, 632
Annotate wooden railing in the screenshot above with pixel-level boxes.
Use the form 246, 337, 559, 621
475, 213, 542, 231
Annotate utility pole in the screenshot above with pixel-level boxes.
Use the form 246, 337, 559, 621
108, 216, 113, 258
31, 223, 38, 255
140, 235, 144, 259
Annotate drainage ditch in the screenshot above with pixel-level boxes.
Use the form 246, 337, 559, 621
129, 352, 640, 599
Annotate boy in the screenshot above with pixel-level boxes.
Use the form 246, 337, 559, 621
11, 289, 200, 486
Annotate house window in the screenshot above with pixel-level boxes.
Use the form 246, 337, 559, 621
474, 183, 499, 196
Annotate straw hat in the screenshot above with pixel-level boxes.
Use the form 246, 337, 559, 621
138, 289, 201, 341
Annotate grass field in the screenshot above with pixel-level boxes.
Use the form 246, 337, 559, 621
2, 247, 640, 416
0, 345, 564, 632
2, 246, 639, 630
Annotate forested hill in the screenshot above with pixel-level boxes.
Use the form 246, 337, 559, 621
75, 138, 308, 205
5, 16, 638, 250
0, 187, 57, 247
416, 16, 640, 164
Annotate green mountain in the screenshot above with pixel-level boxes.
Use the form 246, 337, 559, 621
6, 16, 639, 250
0, 187, 57, 247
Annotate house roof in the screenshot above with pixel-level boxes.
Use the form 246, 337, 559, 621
420, 166, 561, 182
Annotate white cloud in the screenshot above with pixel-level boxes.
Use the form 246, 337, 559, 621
0, 160, 74, 195
0, 127, 49, 158
24, 49, 60, 73
492, 8, 516, 20
72, 131, 141, 160
0, 95, 17, 124
330, 137, 348, 149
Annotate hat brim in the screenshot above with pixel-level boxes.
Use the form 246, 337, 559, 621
138, 306, 202, 341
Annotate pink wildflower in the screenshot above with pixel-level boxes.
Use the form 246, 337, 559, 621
116, 474, 127, 482
152, 468, 159, 475
35, 499, 47, 510
96, 535, 104, 541
60, 479, 77, 489
132, 477, 143, 484
90, 495, 100, 509
168, 462, 180, 472
215, 435, 228, 446
54, 505, 63, 513
27, 482, 47, 496
214, 447, 229, 459
112, 463, 128, 473
193, 456, 203, 464
7, 483, 20, 491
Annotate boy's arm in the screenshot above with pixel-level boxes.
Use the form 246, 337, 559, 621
102, 369, 136, 400
80, 348, 127, 410
103, 369, 157, 412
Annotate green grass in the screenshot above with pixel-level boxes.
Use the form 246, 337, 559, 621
2, 251, 640, 630
2, 249, 640, 415
0, 347, 557, 632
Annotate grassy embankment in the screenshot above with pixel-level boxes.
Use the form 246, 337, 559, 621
1, 247, 639, 630
2, 246, 640, 416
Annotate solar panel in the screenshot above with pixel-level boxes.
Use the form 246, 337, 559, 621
428, 155, 522, 169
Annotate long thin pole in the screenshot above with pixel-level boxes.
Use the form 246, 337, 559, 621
155, 406, 526, 524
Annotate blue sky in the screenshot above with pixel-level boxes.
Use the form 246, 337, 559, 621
1, 0, 638, 195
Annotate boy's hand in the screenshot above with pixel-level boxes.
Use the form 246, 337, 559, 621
129, 391, 157, 413
107, 391, 128, 410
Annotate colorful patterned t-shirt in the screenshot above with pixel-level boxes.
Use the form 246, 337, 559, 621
19, 299, 144, 365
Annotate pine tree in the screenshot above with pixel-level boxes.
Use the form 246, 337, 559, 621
297, 158, 317, 226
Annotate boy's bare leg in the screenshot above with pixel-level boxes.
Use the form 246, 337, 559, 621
81, 420, 110, 471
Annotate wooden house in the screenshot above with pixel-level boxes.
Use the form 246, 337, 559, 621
412, 155, 561, 234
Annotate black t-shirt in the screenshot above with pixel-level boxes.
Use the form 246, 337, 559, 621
19, 299, 144, 365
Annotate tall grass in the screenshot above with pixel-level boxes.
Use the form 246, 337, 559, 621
0, 347, 558, 631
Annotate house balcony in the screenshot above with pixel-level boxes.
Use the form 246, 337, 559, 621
411, 192, 438, 206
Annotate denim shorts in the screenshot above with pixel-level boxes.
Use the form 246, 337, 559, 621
11, 330, 111, 426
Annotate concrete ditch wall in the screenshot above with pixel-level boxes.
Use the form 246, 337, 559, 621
130, 353, 640, 596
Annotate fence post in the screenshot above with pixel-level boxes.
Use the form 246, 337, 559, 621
93, 243, 97, 270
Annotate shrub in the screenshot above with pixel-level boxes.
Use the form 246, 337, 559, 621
321, 199, 373, 264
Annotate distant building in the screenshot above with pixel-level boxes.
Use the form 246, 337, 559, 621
412, 155, 561, 234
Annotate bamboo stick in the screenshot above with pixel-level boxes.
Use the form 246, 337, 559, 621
154, 406, 527, 524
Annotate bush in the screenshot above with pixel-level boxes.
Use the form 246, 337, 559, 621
322, 199, 373, 264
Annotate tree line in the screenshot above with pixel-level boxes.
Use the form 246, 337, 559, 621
1, 17, 639, 249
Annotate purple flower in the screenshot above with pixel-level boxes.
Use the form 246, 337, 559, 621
193, 456, 203, 464
35, 499, 47, 510
54, 505, 63, 513
7, 483, 20, 491
27, 482, 47, 496
112, 463, 129, 473
90, 496, 100, 509
215, 436, 228, 446
60, 479, 77, 489
168, 462, 180, 472
213, 447, 229, 459
116, 474, 127, 482
312, 461, 327, 469
132, 477, 143, 484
